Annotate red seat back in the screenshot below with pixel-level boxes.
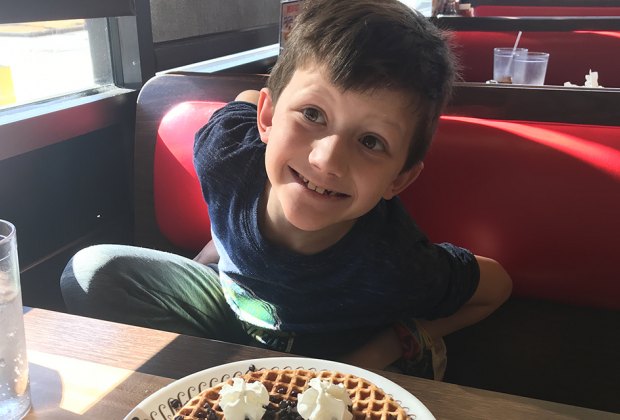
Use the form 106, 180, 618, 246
154, 101, 620, 310
154, 101, 225, 250
402, 117, 620, 310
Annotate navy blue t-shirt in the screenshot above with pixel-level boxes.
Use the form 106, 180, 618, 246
194, 101, 479, 333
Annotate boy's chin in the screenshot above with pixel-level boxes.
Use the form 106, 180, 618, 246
285, 212, 355, 235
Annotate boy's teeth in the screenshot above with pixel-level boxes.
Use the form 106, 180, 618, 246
297, 170, 344, 196
301, 176, 331, 196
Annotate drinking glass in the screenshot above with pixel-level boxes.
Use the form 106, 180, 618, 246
0, 220, 31, 419
493, 47, 528, 83
512, 52, 550, 85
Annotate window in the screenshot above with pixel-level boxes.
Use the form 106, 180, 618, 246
0, 0, 142, 161
0, 0, 145, 119
400, 0, 433, 16
0, 19, 114, 109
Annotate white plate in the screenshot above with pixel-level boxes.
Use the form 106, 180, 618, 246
125, 356, 435, 420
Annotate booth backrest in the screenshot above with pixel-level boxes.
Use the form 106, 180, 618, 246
154, 99, 620, 311
404, 116, 620, 310
154, 101, 225, 251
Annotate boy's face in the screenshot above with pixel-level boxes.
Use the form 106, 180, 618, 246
257, 64, 423, 238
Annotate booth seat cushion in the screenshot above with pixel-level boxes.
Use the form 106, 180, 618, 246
154, 101, 225, 251
452, 31, 620, 87
154, 101, 620, 311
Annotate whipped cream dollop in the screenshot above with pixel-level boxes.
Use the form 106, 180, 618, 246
219, 377, 269, 420
297, 378, 353, 420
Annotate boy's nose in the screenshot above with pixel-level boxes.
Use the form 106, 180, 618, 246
308, 135, 347, 177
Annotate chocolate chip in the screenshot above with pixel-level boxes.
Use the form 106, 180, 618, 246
170, 399, 182, 409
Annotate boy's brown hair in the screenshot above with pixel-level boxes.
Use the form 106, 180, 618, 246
268, 0, 456, 170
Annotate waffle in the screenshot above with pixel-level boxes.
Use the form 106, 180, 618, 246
314, 370, 409, 420
174, 367, 409, 420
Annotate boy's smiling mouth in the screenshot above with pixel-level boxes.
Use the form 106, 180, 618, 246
291, 168, 349, 198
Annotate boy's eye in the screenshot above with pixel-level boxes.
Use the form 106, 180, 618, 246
302, 107, 325, 124
359, 135, 385, 151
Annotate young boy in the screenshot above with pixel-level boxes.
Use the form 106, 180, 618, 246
60, 0, 511, 380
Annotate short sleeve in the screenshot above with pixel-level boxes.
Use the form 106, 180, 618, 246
420, 242, 480, 319
193, 101, 262, 206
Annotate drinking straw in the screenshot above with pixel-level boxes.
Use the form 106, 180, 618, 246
505, 31, 523, 75
512, 31, 523, 55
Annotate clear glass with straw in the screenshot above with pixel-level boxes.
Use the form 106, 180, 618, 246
493, 31, 527, 83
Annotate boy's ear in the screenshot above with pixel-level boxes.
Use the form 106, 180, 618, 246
383, 162, 424, 200
257, 88, 274, 144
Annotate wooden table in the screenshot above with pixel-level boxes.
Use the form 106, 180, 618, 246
22, 308, 618, 419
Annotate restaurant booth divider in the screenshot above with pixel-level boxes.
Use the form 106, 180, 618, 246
431, 14, 620, 87
451, 30, 620, 86
133, 72, 620, 413
473, 5, 620, 17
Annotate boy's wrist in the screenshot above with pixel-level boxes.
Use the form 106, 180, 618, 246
393, 322, 417, 359
393, 320, 433, 361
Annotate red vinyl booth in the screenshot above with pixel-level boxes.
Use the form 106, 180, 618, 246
153, 100, 620, 312
136, 72, 619, 411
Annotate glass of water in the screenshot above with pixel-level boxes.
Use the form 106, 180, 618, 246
512, 52, 550, 85
493, 47, 528, 83
0, 220, 31, 419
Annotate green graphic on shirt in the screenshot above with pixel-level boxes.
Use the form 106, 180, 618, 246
235, 292, 279, 328
222, 278, 280, 329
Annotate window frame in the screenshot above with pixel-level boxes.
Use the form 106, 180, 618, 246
0, 0, 153, 161
0, 1, 135, 24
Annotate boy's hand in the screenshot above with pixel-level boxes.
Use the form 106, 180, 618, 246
342, 256, 512, 371
194, 240, 219, 265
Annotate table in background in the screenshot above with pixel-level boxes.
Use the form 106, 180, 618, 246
23, 308, 618, 419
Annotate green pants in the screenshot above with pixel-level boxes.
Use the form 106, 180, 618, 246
60, 244, 384, 360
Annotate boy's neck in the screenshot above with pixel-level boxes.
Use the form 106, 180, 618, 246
259, 182, 356, 255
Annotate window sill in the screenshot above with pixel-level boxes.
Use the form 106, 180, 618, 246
0, 86, 136, 161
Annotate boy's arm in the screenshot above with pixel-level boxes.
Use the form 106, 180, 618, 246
342, 256, 512, 370
417, 255, 512, 339
193, 90, 260, 266
194, 240, 219, 265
